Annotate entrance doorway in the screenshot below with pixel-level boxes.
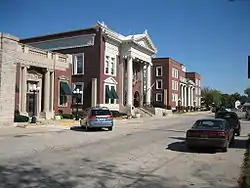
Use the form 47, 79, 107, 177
27, 93, 38, 117
133, 91, 140, 107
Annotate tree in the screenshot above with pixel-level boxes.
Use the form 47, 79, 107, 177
244, 88, 250, 99
201, 87, 222, 107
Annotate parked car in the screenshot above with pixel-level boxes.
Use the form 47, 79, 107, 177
215, 111, 241, 136
80, 107, 114, 131
186, 119, 235, 152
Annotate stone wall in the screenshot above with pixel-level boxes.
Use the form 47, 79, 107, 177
0, 33, 18, 126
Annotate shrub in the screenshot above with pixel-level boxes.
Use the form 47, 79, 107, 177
61, 114, 75, 119
14, 114, 29, 122
151, 102, 167, 109
111, 111, 127, 117
239, 135, 250, 188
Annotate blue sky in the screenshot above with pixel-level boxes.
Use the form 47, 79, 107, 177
1, 0, 250, 94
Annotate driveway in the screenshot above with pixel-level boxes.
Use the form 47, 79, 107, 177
0, 112, 247, 188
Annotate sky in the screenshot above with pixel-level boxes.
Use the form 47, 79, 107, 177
1, 0, 250, 94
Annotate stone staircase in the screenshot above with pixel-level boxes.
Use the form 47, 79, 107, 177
134, 107, 155, 118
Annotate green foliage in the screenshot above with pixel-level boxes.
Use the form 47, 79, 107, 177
61, 114, 75, 119
14, 114, 29, 122
110, 111, 127, 117
201, 87, 248, 108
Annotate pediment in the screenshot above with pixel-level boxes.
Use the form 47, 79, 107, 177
134, 34, 157, 53
104, 77, 117, 84
27, 70, 43, 81
188, 80, 195, 85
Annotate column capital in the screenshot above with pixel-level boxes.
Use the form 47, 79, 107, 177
20, 63, 29, 68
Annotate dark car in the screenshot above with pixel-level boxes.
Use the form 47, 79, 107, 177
215, 111, 241, 136
80, 107, 114, 131
186, 119, 235, 152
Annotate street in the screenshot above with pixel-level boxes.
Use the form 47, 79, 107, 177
0, 113, 248, 188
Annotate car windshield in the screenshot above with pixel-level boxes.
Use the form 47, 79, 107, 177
91, 109, 111, 116
192, 120, 225, 130
216, 112, 237, 125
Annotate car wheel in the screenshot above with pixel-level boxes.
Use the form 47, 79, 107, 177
108, 127, 113, 131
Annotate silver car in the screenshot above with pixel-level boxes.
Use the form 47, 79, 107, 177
80, 107, 114, 131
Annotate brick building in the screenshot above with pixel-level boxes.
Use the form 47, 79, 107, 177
21, 22, 157, 115
152, 57, 202, 109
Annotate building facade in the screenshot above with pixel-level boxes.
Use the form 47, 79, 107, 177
21, 22, 157, 114
152, 57, 202, 109
0, 33, 72, 126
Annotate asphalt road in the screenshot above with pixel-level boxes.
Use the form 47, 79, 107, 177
0, 113, 248, 188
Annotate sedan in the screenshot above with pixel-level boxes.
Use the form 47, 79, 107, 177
186, 119, 235, 152
215, 111, 241, 136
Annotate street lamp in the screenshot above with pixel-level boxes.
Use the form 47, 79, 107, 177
73, 88, 83, 120
29, 84, 40, 123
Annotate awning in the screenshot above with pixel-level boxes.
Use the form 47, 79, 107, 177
60, 82, 72, 95
110, 87, 118, 99
105, 86, 113, 99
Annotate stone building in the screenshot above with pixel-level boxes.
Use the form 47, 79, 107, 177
0, 33, 72, 126
21, 22, 157, 114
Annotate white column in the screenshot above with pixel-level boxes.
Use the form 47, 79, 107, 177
146, 63, 151, 105
21, 66, 27, 114
50, 72, 54, 112
188, 86, 191, 106
140, 64, 144, 106
190, 87, 193, 107
181, 85, 184, 106
183, 86, 186, 107
38, 78, 42, 115
44, 69, 50, 112
126, 55, 133, 106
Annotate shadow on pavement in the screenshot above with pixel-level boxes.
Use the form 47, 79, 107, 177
231, 138, 248, 149
166, 141, 217, 154
168, 136, 186, 141
0, 157, 232, 188
70, 126, 108, 132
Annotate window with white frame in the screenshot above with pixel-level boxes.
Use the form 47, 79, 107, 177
104, 84, 117, 104
156, 66, 162, 76
72, 82, 84, 104
172, 68, 178, 78
172, 80, 179, 90
104, 55, 116, 76
73, 54, 84, 75
156, 93, 162, 101
156, 80, 162, 89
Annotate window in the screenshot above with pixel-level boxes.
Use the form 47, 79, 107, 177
156, 93, 162, 101
172, 80, 178, 90
156, 66, 162, 76
105, 56, 109, 74
59, 80, 70, 107
104, 55, 116, 76
104, 84, 118, 104
172, 68, 178, 78
156, 80, 162, 89
72, 82, 84, 104
73, 54, 84, 75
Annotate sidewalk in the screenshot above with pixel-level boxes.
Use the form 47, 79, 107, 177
0, 111, 210, 137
